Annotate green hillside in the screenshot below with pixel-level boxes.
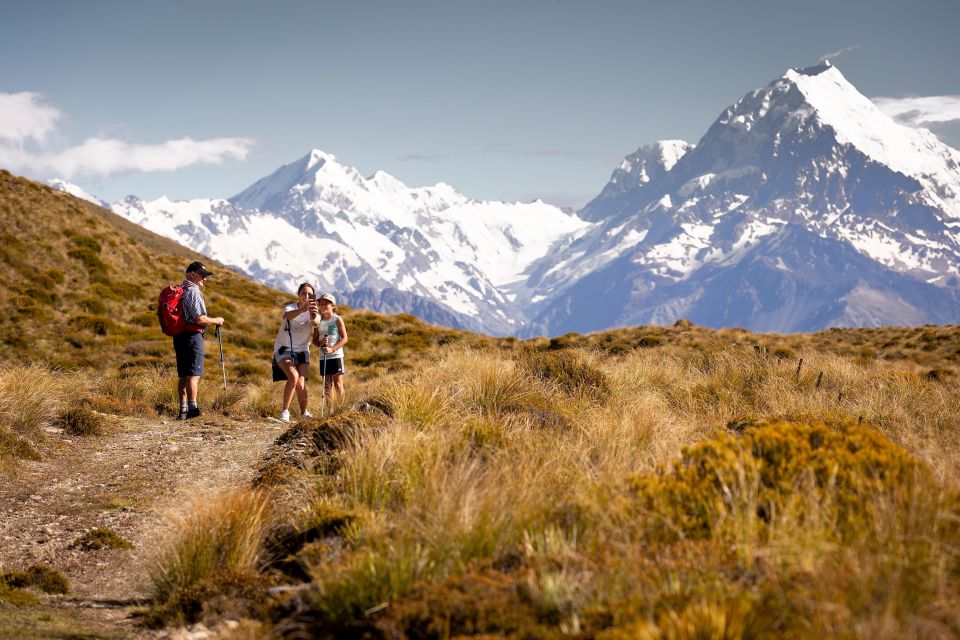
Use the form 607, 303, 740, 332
0, 169, 488, 377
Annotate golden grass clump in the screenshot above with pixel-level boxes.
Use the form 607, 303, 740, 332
92, 364, 177, 416
519, 349, 611, 401
0, 364, 94, 464
233, 379, 278, 418
148, 489, 272, 626
374, 375, 450, 429
437, 349, 543, 415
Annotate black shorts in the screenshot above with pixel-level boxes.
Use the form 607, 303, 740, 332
319, 357, 344, 376
277, 347, 309, 366
173, 331, 204, 377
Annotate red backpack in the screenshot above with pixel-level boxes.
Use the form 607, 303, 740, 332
157, 283, 203, 336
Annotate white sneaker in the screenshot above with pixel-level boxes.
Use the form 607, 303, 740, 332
302, 410, 313, 419
279, 410, 291, 422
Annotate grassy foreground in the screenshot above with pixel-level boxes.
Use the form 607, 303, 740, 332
140, 343, 960, 639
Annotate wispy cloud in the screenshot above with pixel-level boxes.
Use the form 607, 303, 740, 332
873, 95, 960, 127
397, 152, 446, 163
0, 91, 254, 179
818, 44, 861, 63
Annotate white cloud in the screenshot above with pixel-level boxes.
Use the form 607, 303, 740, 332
818, 45, 861, 64
0, 91, 254, 179
0, 92, 61, 144
873, 95, 960, 127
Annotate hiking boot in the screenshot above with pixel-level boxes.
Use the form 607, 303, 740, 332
186, 406, 201, 419
302, 410, 313, 419
177, 409, 188, 420
279, 409, 291, 422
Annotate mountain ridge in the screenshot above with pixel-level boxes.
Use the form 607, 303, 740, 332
48, 62, 960, 336
523, 61, 960, 334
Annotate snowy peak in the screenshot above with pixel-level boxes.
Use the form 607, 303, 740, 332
229, 147, 469, 216
787, 65, 960, 208
711, 62, 960, 215
229, 149, 349, 211
617, 140, 692, 186
306, 148, 337, 170
795, 60, 834, 77
579, 139, 692, 222
46, 179, 109, 208
524, 62, 960, 336
105, 148, 590, 335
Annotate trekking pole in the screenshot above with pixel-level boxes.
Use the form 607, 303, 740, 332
321, 352, 328, 417
216, 326, 227, 392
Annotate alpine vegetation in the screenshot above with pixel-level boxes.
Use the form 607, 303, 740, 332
153, 343, 960, 637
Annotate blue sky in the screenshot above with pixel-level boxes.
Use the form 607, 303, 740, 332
2, 0, 959, 208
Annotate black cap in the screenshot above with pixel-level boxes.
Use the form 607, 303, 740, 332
186, 261, 214, 277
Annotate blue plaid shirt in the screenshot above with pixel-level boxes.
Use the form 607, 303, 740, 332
180, 280, 207, 331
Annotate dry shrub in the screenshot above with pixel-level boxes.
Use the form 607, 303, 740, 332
632, 418, 924, 543
70, 527, 133, 551
372, 569, 554, 640
149, 489, 271, 626
0, 564, 70, 594
55, 404, 107, 436
0, 580, 40, 606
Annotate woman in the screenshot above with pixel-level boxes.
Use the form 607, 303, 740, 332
274, 283, 320, 422
313, 292, 349, 412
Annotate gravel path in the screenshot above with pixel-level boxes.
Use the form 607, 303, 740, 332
0, 412, 284, 639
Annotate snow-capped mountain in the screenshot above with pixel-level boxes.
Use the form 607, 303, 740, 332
110, 150, 590, 334
522, 61, 960, 334
49, 61, 960, 336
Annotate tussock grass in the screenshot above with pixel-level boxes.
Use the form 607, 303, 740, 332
148, 489, 271, 625
374, 376, 450, 429
234, 379, 277, 418
255, 345, 960, 638
0, 364, 94, 463
93, 364, 176, 416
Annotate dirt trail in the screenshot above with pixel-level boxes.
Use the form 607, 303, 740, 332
0, 412, 284, 639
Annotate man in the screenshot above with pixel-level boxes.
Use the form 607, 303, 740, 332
174, 261, 225, 419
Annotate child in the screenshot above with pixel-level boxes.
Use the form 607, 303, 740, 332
313, 293, 349, 411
